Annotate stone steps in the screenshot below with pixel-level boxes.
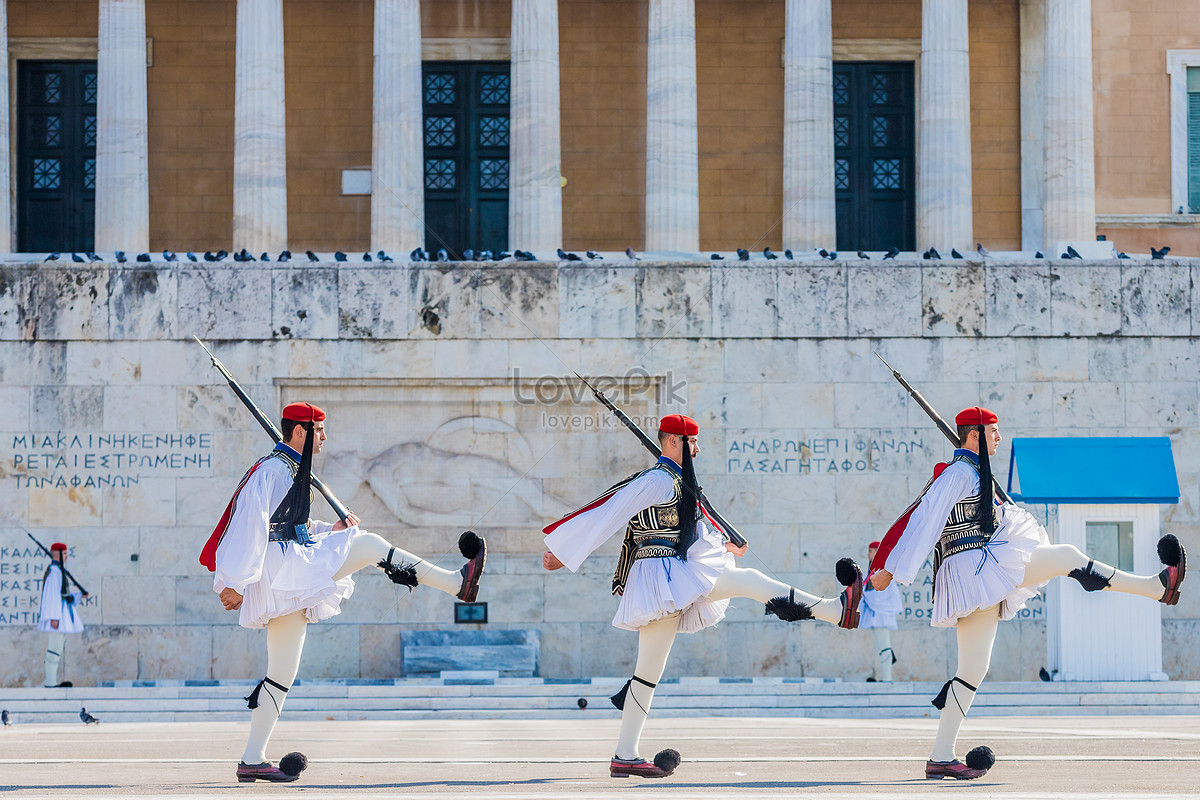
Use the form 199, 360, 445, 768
3, 678, 1199, 724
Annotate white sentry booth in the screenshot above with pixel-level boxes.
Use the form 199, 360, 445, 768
1008, 437, 1180, 681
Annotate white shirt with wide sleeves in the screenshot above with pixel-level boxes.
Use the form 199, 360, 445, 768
884, 459, 1048, 627
213, 456, 361, 629
545, 467, 733, 633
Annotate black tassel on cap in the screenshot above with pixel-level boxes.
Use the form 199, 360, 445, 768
976, 424, 995, 535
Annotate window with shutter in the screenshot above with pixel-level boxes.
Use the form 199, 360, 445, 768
1188, 67, 1200, 213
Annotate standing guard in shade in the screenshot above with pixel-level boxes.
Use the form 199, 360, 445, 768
542, 413, 863, 779
201, 402, 487, 784
872, 406, 1186, 780
37, 542, 88, 688
860, 540, 902, 682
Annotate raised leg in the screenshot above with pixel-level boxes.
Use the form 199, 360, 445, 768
709, 564, 847, 625
1020, 543, 1164, 600
331, 531, 461, 595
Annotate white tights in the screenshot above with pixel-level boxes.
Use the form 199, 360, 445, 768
241, 531, 462, 764
614, 565, 842, 760
44, 631, 67, 687
930, 542, 1165, 762
872, 627, 894, 682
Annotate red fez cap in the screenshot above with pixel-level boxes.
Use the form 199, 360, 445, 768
955, 406, 998, 426
282, 402, 326, 423
50, 542, 67, 552
658, 414, 699, 436
868, 541, 881, 549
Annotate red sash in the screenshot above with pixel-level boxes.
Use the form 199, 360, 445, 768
199, 456, 270, 572
542, 471, 644, 535
869, 462, 949, 574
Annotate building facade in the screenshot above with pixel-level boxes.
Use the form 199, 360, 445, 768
3, 0, 1200, 257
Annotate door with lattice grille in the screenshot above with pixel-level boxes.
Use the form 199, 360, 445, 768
422, 62, 510, 257
833, 62, 914, 252
18, 61, 97, 253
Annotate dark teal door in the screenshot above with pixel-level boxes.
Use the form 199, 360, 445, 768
18, 61, 97, 252
833, 62, 915, 251
422, 62, 510, 257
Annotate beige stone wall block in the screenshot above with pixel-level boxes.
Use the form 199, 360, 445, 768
102, 575, 175, 624
0, 627, 46, 687
360, 623, 403, 678
101, 478, 176, 527
78, 624, 139, 684
135, 624, 214, 680
301, 622, 361, 678
211, 624, 267, 678
29, 486, 102, 527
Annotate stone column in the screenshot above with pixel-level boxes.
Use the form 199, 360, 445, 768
95, 0, 150, 253
371, 0, 424, 254
0, 2, 10, 251
645, 0, 699, 253
509, 0, 563, 252
917, 0, 973, 253
1019, 0, 1045, 251
233, 0, 287, 253
782, 0, 835, 250
1042, 0, 1095, 248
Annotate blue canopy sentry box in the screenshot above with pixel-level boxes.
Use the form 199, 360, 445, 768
1007, 437, 1180, 504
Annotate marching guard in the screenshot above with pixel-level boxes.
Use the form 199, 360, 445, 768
872, 406, 1186, 780
201, 402, 487, 783
542, 413, 863, 779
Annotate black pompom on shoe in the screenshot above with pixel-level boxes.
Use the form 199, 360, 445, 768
835, 557, 861, 586
459, 530, 484, 560
653, 748, 681, 775
1159, 533, 1184, 567
965, 745, 995, 773
456, 532, 487, 602
279, 752, 308, 777
1158, 533, 1186, 605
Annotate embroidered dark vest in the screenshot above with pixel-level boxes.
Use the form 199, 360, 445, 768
931, 453, 995, 586
265, 449, 314, 543
611, 464, 686, 596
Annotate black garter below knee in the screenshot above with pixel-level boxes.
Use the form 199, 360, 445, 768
932, 676, 978, 712
246, 676, 291, 711
378, 547, 419, 589
611, 675, 657, 711
1068, 559, 1112, 592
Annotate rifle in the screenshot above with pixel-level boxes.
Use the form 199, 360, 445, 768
874, 352, 1011, 503
574, 373, 748, 548
25, 531, 89, 595
194, 336, 351, 521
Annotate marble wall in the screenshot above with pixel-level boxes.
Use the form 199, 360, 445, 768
1, 257, 1198, 687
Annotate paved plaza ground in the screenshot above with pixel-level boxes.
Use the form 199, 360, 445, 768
1, 715, 1198, 799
